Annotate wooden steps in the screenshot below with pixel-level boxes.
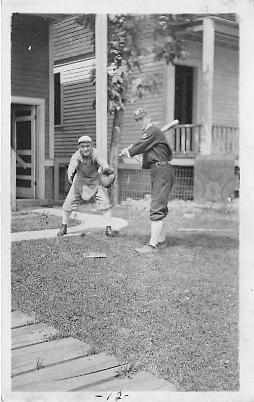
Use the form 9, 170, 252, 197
12, 322, 58, 349
11, 310, 36, 328
11, 310, 176, 392
12, 337, 90, 376
12, 353, 121, 391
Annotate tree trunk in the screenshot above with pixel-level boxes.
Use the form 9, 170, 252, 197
109, 108, 124, 206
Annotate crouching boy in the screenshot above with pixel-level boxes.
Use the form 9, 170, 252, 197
57, 135, 117, 237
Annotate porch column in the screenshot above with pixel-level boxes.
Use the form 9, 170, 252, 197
95, 14, 108, 159
201, 18, 215, 155
164, 64, 175, 148
194, 18, 235, 203
165, 64, 175, 123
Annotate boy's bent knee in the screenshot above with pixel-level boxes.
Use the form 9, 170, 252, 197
63, 199, 78, 212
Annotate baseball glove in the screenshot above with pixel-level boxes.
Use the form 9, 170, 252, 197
99, 169, 115, 188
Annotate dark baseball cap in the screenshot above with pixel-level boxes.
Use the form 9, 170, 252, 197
134, 107, 148, 120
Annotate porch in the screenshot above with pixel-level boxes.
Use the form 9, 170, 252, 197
167, 123, 239, 158
118, 123, 239, 202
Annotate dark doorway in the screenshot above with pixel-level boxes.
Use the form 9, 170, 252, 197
174, 65, 193, 124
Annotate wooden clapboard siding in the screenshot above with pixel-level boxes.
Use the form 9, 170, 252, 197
11, 14, 50, 157
53, 17, 96, 158
213, 44, 239, 126
183, 40, 203, 63
119, 33, 203, 149
53, 16, 94, 63
54, 58, 96, 158
118, 55, 165, 149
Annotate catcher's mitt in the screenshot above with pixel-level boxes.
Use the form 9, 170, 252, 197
99, 170, 115, 188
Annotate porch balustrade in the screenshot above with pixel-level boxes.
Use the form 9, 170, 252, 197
167, 124, 239, 158
167, 124, 202, 157
211, 125, 239, 156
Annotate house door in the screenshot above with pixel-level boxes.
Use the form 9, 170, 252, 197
174, 65, 193, 124
13, 106, 36, 198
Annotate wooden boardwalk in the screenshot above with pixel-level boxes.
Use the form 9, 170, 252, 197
11, 310, 176, 392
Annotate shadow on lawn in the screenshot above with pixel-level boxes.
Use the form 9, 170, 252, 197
118, 230, 238, 251
162, 233, 239, 250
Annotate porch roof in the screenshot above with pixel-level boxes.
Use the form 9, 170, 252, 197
175, 15, 239, 49
30, 13, 74, 24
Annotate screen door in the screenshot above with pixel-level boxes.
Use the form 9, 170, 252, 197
14, 108, 36, 198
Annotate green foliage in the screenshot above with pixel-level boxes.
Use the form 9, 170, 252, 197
35, 356, 44, 370
151, 14, 189, 64
78, 14, 190, 114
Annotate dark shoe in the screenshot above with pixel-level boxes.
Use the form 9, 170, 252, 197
57, 224, 67, 236
105, 226, 119, 237
135, 244, 158, 253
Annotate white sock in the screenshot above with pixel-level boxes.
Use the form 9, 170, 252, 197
149, 220, 164, 247
103, 209, 112, 227
158, 219, 167, 243
63, 210, 71, 225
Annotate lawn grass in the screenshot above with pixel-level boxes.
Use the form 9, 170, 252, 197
11, 211, 80, 232
11, 200, 239, 391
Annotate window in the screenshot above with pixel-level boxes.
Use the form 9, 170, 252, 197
54, 72, 61, 125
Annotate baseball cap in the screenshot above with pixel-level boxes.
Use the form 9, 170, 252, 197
134, 107, 148, 120
78, 135, 92, 144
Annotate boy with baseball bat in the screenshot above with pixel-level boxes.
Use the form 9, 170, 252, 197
120, 108, 177, 253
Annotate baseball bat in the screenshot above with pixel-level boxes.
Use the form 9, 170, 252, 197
160, 119, 179, 133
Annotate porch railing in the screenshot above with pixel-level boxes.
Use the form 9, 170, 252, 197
166, 124, 239, 158
212, 125, 239, 156
166, 124, 202, 157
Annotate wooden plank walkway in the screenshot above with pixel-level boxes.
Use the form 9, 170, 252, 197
11, 310, 36, 328
11, 310, 176, 392
12, 322, 58, 349
12, 337, 90, 376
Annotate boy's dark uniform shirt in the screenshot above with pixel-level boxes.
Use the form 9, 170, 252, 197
128, 125, 173, 168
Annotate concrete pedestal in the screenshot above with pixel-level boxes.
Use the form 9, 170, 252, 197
193, 154, 236, 203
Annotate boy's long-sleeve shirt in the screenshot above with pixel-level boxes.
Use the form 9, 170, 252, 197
128, 125, 173, 169
68, 148, 110, 185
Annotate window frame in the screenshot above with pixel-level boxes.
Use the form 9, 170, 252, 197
54, 70, 63, 127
